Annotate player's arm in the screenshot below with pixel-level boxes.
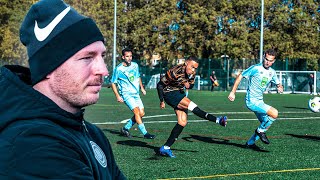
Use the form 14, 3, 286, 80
111, 83, 123, 103
276, 83, 283, 93
156, 81, 166, 109
210, 75, 214, 82
272, 72, 283, 93
188, 83, 194, 89
228, 73, 243, 102
186, 76, 195, 90
139, 77, 146, 95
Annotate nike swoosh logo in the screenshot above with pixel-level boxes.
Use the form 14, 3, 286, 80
34, 6, 71, 42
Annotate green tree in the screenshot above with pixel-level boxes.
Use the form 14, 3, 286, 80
0, 0, 31, 66
0, 0, 319, 71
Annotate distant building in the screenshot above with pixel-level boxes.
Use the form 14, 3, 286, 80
151, 53, 161, 66
177, 58, 185, 65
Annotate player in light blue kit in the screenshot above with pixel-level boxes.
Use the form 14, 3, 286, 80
228, 49, 283, 149
111, 48, 155, 139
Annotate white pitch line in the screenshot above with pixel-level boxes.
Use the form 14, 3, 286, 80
93, 116, 320, 125
140, 111, 315, 120
117, 111, 315, 123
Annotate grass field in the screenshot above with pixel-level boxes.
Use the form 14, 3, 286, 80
85, 88, 320, 179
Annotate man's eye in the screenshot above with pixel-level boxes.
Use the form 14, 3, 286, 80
80, 56, 93, 62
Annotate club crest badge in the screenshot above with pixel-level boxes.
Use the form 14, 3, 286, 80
90, 141, 107, 168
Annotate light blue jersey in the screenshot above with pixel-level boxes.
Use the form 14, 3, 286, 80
111, 62, 140, 96
242, 63, 280, 101
242, 63, 279, 144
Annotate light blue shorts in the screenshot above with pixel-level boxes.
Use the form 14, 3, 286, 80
246, 99, 271, 114
246, 99, 272, 123
122, 93, 144, 110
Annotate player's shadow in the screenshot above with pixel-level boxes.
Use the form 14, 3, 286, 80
103, 129, 199, 158
116, 140, 198, 160
102, 128, 141, 138
117, 140, 158, 151
182, 134, 269, 152
283, 106, 309, 110
286, 133, 320, 141
102, 128, 121, 135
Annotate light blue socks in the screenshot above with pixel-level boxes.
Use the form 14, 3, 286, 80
124, 119, 147, 135
257, 116, 275, 133
124, 119, 135, 130
138, 123, 147, 135
247, 115, 275, 145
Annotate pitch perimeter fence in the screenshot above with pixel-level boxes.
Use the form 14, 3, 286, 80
104, 58, 319, 93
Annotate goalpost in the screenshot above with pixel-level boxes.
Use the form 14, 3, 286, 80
236, 71, 319, 95
146, 74, 201, 90
274, 71, 318, 95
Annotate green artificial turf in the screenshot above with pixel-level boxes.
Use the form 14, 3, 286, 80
85, 88, 320, 179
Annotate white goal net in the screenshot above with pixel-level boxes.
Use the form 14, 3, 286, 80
236, 71, 319, 95
146, 74, 201, 90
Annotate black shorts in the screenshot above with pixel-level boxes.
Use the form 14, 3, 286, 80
164, 90, 187, 113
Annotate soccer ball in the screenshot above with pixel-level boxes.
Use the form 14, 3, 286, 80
308, 97, 320, 113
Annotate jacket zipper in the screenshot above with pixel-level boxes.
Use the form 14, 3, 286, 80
82, 120, 88, 133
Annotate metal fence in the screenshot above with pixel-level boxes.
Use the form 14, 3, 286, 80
106, 58, 318, 92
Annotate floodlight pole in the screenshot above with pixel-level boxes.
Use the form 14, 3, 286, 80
314, 71, 317, 95
260, 0, 264, 63
221, 55, 229, 91
113, 0, 117, 71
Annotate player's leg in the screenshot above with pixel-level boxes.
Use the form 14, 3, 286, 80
246, 101, 278, 145
123, 115, 136, 131
123, 101, 140, 132
131, 96, 155, 139
257, 106, 277, 134
137, 107, 156, 139
160, 109, 187, 158
119, 95, 137, 137
246, 111, 264, 146
257, 106, 277, 132
120, 94, 154, 139
177, 97, 227, 127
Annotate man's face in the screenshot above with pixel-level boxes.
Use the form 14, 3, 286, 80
48, 41, 108, 110
185, 60, 199, 76
122, 51, 132, 66
263, 53, 276, 69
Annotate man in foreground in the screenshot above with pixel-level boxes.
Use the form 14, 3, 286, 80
0, 0, 126, 179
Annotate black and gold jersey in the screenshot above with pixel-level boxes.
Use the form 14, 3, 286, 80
160, 63, 195, 93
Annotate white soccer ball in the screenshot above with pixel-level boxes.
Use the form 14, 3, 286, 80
308, 97, 320, 113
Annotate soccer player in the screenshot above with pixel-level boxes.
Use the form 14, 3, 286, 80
210, 70, 219, 92
308, 73, 315, 95
228, 49, 283, 148
111, 48, 155, 139
157, 56, 227, 158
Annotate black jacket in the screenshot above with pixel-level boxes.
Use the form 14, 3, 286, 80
0, 66, 126, 180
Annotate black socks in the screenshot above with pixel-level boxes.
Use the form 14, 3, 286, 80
164, 123, 184, 147
192, 107, 216, 122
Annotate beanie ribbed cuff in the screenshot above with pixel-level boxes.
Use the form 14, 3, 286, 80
29, 18, 104, 85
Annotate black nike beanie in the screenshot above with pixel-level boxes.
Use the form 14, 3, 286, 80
20, 0, 104, 85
